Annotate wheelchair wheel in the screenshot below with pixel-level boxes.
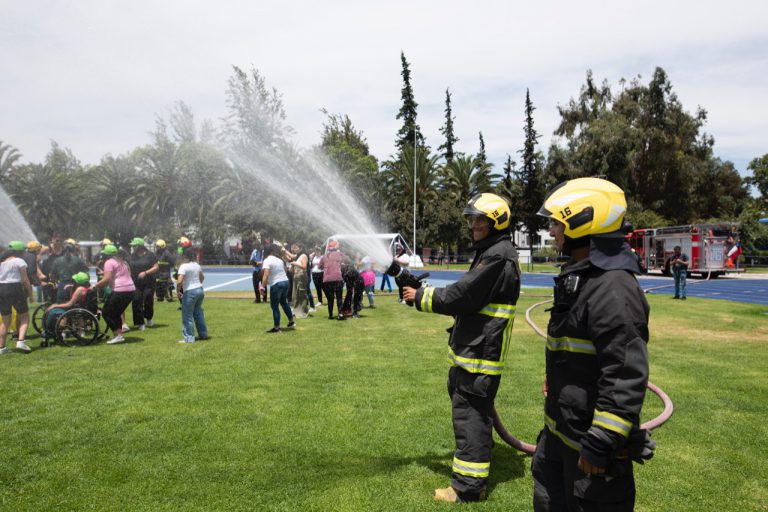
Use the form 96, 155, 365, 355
32, 302, 50, 335
55, 308, 100, 347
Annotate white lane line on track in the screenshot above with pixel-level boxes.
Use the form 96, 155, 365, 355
204, 276, 252, 292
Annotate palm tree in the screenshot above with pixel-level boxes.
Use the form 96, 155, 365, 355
382, 144, 441, 245
0, 141, 22, 181
442, 154, 500, 206
5, 164, 80, 240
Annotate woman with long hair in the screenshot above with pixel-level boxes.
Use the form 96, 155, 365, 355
92, 245, 135, 345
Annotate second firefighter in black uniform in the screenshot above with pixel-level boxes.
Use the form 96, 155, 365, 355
403, 193, 521, 503
532, 177, 654, 511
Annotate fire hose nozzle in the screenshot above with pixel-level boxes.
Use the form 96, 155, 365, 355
385, 260, 430, 306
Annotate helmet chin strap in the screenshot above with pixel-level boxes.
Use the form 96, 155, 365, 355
562, 235, 590, 257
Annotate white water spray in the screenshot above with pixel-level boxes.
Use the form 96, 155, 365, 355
225, 143, 396, 270
0, 183, 37, 245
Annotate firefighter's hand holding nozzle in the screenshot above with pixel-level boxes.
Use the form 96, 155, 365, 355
403, 286, 417, 303
385, 259, 429, 307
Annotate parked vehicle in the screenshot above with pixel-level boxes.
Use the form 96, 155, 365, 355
626, 223, 742, 277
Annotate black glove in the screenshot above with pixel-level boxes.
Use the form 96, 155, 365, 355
626, 429, 656, 464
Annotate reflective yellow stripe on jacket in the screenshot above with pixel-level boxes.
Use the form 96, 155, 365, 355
420, 286, 435, 313
452, 457, 490, 478
545, 414, 581, 451
447, 303, 516, 375
546, 336, 596, 355
592, 410, 632, 437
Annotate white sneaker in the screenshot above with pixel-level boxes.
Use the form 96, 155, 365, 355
138, 325, 146, 331
177, 339, 195, 344
15, 341, 31, 353
308, 308, 316, 313
146, 320, 154, 327
121, 324, 130, 331
106, 335, 125, 345
0, 347, 10, 354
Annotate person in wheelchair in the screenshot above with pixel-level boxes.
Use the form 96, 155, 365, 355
43, 272, 97, 342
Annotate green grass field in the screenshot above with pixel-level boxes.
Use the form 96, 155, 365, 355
1, 290, 766, 511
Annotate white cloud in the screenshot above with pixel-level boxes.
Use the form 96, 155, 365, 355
1, 0, 766, 175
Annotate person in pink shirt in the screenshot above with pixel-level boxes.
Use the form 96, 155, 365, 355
318, 240, 349, 321
92, 245, 135, 345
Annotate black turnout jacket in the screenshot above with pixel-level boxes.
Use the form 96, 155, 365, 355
545, 246, 650, 467
413, 232, 520, 376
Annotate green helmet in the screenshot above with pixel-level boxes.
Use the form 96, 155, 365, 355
72, 272, 90, 285
102, 244, 118, 255
129, 237, 146, 247
8, 241, 25, 251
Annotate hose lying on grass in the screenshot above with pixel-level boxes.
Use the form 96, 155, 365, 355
493, 297, 674, 456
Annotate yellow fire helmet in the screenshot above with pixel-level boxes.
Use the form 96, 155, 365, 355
156, 239, 166, 249
27, 241, 42, 251
101, 238, 112, 247
65, 238, 77, 245
537, 177, 627, 239
463, 193, 511, 231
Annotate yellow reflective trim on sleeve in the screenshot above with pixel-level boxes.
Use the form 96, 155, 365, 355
479, 303, 516, 319
419, 287, 434, 313
546, 336, 596, 355
545, 414, 581, 451
447, 347, 504, 375
452, 457, 490, 478
592, 410, 632, 438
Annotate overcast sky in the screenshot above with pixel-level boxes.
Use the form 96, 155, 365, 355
2, 1, 766, 177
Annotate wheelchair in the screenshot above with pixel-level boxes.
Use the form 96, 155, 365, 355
40, 288, 105, 348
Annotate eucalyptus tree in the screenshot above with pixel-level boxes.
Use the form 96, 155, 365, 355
318, 111, 382, 224
746, 153, 768, 209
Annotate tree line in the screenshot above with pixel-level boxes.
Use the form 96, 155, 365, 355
1, 56, 766, 256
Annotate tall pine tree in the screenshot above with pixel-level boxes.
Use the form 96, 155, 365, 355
518, 89, 546, 246
395, 51, 425, 152
477, 132, 487, 167
438, 88, 459, 164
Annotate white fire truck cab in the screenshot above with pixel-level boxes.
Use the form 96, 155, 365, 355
626, 223, 741, 277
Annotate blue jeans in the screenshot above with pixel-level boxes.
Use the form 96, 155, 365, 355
674, 269, 687, 298
181, 287, 208, 342
379, 273, 392, 292
269, 281, 293, 327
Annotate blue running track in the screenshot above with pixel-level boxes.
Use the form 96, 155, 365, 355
200, 267, 768, 306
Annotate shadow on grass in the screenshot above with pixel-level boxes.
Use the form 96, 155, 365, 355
371, 443, 527, 491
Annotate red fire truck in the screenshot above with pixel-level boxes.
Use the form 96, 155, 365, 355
626, 223, 741, 277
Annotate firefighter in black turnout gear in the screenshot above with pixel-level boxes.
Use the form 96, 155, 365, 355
403, 193, 521, 503
154, 240, 175, 302
532, 177, 653, 512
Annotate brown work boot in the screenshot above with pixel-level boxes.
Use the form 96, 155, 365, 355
433, 486, 486, 503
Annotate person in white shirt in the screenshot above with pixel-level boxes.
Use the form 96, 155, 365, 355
261, 244, 295, 333
176, 248, 209, 343
0, 241, 34, 353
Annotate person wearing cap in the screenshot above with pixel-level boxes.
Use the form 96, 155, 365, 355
402, 193, 521, 503
23, 241, 45, 302
0, 242, 35, 353
92, 245, 135, 344
50, 240, 88, 302
532, 177, 651, 511
318, 240, 349, 321
128, 237, 159, 331
154, 239, 175, 302
43, 271, 96, 337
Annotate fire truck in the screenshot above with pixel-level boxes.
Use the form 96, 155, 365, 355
626, 223, 741, 277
